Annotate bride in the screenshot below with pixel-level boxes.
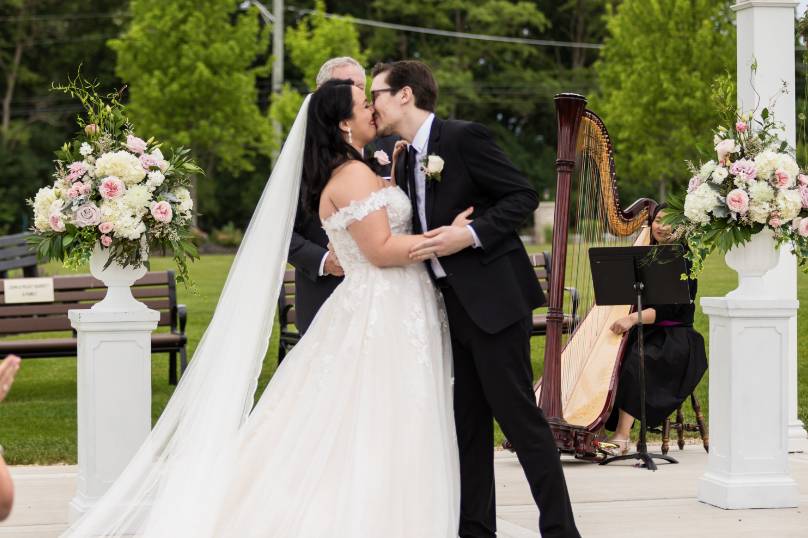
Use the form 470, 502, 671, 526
62, 80, 463, 536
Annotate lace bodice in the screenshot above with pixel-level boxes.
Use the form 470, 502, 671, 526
321, 186, 412, 273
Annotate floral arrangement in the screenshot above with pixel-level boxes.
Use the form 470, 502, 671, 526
666, 107, 808, 275
28, 74, 201, 285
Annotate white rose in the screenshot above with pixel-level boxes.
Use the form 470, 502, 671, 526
146, 170, 165, 191
95, 150, 147, 186
173, 187, 193, 213
754, 150, 779, 181
699, 160, 717, 181
426, 155, 445, 175
79, 142, 93, 157
776, 189, 803, 221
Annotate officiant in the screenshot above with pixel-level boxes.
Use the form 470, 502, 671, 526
603, 204, 708, 454
288, 57, 397, 333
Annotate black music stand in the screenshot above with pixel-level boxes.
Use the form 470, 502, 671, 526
588, 244, 691, 471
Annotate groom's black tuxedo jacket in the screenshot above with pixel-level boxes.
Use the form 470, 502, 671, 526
396, 117, 545, 334
289, 135, 398, 333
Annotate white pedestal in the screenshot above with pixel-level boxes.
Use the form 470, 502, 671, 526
733, 0, 806, 453
698, 297, 799, 509
68, 307, 159, 521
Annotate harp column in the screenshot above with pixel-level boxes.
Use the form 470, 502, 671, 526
734, 0, 807, 453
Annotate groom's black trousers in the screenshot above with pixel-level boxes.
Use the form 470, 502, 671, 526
439, 284, 580, 538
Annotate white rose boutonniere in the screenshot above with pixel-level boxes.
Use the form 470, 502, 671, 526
421, 153, 445, 182
373, 150, 390, 166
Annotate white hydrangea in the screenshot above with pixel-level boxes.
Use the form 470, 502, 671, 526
754, 150, 798, 183
146, 170, 165, 191
122, 184, 152, 216
699, 160, 717, 181
711, 166, 728, 184
776, 189, 803, 221
79, 143, 93, 157
115, 215, 147, 240
32, 187, 60, 231
173, 187, 193, 213
748, 180, 775, 203
684, 183, 719, 225
95, 150, 146, 186
748, 199, 771, 224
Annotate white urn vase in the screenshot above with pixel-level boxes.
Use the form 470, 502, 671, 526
89, 242, 148, 312
724, 227, 780, 299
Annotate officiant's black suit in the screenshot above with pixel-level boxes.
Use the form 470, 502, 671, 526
397, 117, 580, 538
288, 136, 397, 333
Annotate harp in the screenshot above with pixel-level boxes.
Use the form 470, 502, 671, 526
536, 93, 657, 459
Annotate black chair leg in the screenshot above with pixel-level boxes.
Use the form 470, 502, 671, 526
179, 346, 188, 376
169, 352, 178, 385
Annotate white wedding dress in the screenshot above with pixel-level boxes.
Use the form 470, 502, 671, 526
61, 96, 459, 538
204, 185, 460, 537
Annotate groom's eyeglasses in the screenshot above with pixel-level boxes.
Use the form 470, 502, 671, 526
370, 88, 398, 104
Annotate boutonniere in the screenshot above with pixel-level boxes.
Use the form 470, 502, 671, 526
420, 153, 445, 182
373, 149, 391, 166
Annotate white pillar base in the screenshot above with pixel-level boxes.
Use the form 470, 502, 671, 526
68, 307, 159, 521
698, 296, 800, 510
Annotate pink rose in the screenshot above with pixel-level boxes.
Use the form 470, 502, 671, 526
736, 121, 747, 133
774, 169, 791, 188
799, 174, 808, 186
100, 235, 113, 247
374, 150, 391, 166
726, 188, 750, 214
80, 182, 92, 196
98, 222, 114, 234
716, 139, 738, 163
150, 200, 173, 223
67, 185, 82, 199
687, 175, 702, 193
769, 216, 782, 228
73, 204, 102, 227
126, 134, 148, 155
49, 213, 65, 232
800, 185, 808, 209
99, 176, 125, 199
66, 161, 88, 182
730, 159, 757, 181
140, 151, 169, 172
794, 217, 808, 237
84, 123, 99, 136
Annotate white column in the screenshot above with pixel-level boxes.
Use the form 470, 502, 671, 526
698, 296, 799, 509
734, 0, 806, 452
68, 308, 159, 520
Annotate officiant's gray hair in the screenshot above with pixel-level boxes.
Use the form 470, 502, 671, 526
316, 57, 365, 88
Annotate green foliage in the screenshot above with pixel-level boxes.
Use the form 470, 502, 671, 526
111, 0, 275, 188
594, 0, 736, 202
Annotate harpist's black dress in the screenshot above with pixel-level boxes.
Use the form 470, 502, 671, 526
606, 274, 708, 430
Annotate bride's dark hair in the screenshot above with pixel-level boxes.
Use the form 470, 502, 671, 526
302, 79, 370, 216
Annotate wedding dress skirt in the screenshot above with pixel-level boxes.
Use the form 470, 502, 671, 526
193, 186, 460, 537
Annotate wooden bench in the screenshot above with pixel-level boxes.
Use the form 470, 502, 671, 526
277, 269, 299, 363
277, 252, 580, 361
0, 232, 38, 278
0, 271, 188, 384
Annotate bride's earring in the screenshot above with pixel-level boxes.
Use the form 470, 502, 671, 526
347, 127, 353, 144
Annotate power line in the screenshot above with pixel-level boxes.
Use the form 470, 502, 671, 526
289, 7, 604, 50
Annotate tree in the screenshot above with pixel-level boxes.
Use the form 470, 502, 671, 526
594, 0, 736, 202
110, 0, 275, 225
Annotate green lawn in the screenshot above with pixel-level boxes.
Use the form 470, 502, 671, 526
1, 251, 807, 463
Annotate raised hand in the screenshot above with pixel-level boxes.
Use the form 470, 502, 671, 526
0, 355, 21, 403
389, 140, 409, 186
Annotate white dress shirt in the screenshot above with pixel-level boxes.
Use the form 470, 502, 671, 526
410, 114, 482, 279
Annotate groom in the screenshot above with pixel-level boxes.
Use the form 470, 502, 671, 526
371, 61, 580, 538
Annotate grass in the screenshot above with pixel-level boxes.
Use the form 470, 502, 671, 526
1, 250, 807, 463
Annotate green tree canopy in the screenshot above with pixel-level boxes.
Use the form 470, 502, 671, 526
594, 0, 736, 202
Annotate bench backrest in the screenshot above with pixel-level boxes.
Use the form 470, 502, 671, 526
0, 271, 178, 336
0, 232, 38, 278
528, 251, 551, 295
278, 269, 297, 330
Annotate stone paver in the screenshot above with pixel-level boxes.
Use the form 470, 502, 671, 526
1, 445, 806, 537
